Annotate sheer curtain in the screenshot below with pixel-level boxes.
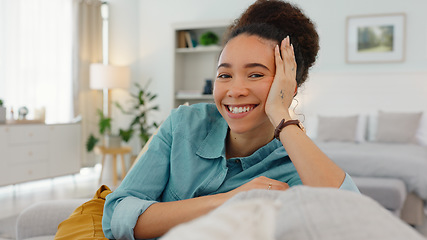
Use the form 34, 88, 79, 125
72, 0, 103, 167
0, 0, 73, 123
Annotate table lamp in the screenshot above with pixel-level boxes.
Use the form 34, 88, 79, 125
90, 63, 130, 117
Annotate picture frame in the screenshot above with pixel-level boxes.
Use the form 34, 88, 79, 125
346, 13, 406, 63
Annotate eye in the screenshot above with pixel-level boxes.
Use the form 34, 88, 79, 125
217, 74, 231, 79
249, 73, 264, 78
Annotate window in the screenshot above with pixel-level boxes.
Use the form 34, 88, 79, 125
0, 0, 73, 123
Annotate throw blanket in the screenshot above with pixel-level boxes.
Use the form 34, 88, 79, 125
161, 186, 424, 240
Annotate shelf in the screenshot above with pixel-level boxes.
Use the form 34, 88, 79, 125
173, 19, 229, 107
176, 45, 222, 53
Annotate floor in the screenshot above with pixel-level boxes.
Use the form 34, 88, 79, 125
0, 166, 102, 220
1, 166, 427, 239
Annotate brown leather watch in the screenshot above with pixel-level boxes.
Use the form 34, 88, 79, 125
274, 119, 305, 139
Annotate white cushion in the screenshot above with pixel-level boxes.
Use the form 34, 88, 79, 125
375, 111, 422, 143
312, 115, 366, 142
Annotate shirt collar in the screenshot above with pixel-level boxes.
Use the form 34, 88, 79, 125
239, 139, 284, 170
196, 117, 229, 159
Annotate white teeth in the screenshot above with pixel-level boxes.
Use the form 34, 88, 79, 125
228, 105, 254, 114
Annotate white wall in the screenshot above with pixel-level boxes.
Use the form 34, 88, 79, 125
109, 0, 427, 128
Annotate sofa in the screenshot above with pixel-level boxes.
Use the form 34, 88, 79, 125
16, 186, 426, 240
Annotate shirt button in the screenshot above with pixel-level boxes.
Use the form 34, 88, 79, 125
235, 159, 241, 164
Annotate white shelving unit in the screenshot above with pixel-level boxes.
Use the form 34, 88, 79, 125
172, 19, 232, 107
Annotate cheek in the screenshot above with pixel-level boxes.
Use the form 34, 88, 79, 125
258, 78, 274, 101
213, 81, 223, 103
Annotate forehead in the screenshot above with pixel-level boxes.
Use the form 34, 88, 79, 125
219, 34, 276, 65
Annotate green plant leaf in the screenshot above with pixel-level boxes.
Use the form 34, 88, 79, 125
149, 94, 157, 101
97, 109, 112, 135
86, 134, 99, 152
119, 128, 134, 142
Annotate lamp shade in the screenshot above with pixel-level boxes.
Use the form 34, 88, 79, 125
90, 64, 130, 89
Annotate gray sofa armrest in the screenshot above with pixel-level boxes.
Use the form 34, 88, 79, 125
16, 199, 88, 240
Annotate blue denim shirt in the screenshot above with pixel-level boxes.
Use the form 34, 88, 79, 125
102, 103, 359, 240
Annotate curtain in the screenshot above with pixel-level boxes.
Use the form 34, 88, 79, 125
0, 0, 74, 123
72, 0, 103, 167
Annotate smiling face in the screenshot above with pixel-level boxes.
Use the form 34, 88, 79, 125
214, 34, 277, 135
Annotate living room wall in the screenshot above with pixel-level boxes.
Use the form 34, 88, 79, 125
108, 0, 427, 130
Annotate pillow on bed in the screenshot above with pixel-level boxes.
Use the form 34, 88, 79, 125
317, 115, 361, 142
375, 111, 422, 144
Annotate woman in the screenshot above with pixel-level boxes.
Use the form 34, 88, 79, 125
102, 1, 359, 239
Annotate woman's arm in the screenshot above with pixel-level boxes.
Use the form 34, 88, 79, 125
134, 176, 289, 239
134, 193, 226, 239
265, 36, 345, 188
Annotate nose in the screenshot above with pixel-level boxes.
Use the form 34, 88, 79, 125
227, 77, 249, 98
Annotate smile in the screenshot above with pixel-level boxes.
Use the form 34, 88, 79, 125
225, 104, 257, 114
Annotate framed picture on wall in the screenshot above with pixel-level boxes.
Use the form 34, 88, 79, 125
346, 13, 406, 63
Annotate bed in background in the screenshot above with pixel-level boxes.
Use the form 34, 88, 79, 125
305, 110, 427, 225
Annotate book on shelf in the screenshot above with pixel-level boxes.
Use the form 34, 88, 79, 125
177, 31, 199, 49
177, 31, 187, 48
184, 31, 194, 48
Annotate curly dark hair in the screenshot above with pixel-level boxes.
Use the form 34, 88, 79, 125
225, 0, 319, 86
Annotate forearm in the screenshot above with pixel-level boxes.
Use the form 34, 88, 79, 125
278, 123, 345, 187
269, 111, 345, 187
134, 192, 229, 239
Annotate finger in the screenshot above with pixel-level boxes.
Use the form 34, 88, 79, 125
281, 37, 296, 70
274, 44, 285, 77
266, 181, 289, 191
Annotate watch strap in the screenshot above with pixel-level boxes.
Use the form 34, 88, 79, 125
274, 119, 303, 140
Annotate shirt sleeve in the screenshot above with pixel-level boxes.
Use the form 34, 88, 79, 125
102, 113, 174, 240
339, 173, 360, 193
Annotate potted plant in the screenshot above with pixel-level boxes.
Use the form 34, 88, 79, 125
86, 109, 125, 152
115, 81, 159, 149
0, 99, 6, 123
199, 31, 219, 46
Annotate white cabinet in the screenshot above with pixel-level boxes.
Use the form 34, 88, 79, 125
0, 123, 81, 186
173, 20, 231, 107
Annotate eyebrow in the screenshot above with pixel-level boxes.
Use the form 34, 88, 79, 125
217, 62, 270, 71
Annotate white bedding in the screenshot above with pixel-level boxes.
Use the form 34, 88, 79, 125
315, 141, 427, 200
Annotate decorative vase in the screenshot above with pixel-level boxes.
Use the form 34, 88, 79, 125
105, 135, 121, 148
203, 79, 213, 95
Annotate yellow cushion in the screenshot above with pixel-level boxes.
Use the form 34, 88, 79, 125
54, 185, 112, 240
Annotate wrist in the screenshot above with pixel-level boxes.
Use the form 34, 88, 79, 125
268, 110, 292, 127
211, 192, 231, 208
